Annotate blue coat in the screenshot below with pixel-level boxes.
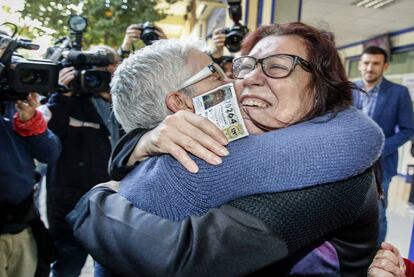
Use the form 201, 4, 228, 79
353, 78, 414, 180
0, 102, 61, 205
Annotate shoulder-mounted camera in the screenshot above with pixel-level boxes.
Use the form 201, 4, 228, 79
0, 23, 59, 101
47, 15, 114, 95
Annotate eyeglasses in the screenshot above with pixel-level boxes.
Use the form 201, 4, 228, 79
232, 54, 311, 79
176, 63, 226, 91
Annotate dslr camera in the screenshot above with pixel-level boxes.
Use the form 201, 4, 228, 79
139, 22, 159, 46
221, 0, 249, 53
0, 33, 59, 101
220, 24, 249, 53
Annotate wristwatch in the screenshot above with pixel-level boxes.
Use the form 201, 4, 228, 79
118, 48, 131, 59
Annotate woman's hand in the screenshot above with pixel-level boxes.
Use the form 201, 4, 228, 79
128, 110, 229, 173
368, 242, 406, 277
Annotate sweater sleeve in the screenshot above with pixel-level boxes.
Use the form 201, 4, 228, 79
120, 107, 384, 219
12, 108, 61, 163
404, 258, 414, 277
23, 129, 61, 164
46, 92, 74, 137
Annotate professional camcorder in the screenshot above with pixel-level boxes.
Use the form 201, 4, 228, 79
223, 0, 249, 52
0, 33, 59, 101
48, 15, 113, 95
59, 50, 114, 94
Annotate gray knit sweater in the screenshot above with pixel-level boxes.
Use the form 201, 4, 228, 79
120, 107, 384, 221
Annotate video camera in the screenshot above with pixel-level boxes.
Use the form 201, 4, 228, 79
221, 0, 249, 53
0, 33, 59, 101
59, 49, 114, 95
49, 15, 113, 95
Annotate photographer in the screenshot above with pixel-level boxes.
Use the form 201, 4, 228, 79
45, 46, 120, 276
209, 29, 237, 79
210, 28, 227, 61
118, 23, 167, 59
0, 93, 61, 276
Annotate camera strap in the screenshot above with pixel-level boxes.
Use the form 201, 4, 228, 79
69, 117, 100, 129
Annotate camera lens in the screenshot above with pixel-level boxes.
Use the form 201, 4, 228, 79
85, 75, 101, 88
84, 72, 101, 88
79, 70, 111, 93
224, 24, 248, 53
225, 31, 244, 52
141, 30, 159, 45
20, 69, 48, 85
140, 23, 159, 45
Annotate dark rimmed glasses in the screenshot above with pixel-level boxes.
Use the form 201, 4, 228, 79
176, 63, 227, 91
232, 54, 311, 79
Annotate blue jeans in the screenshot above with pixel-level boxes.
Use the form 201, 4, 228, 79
378, 178, 391, 245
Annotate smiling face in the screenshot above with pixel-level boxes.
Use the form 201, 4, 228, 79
235, 35, 314, 134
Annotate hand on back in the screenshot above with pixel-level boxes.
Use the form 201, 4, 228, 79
128, 110, 229, 173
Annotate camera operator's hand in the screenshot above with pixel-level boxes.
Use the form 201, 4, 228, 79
154, 26, 167, 40
121, 24, 167, 52
211, 28, 226, 59
121, 24, 142, 52
127, 110, 229, 173
15, 92, 40, 122
58, 67, 75, 97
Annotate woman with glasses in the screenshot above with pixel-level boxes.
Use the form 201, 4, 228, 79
70, 23, 383, 276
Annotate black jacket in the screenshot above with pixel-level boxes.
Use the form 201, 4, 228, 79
46, 93, 111, 235
68, 169, 378, 277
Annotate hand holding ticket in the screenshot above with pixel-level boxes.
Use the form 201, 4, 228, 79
192, 83, 249, 142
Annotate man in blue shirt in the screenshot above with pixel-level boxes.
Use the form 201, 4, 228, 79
353, 46, 414, 244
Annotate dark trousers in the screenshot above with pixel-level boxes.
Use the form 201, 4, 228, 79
47, 186, 89, 277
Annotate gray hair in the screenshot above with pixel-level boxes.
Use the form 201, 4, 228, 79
111, 38, 207, 133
